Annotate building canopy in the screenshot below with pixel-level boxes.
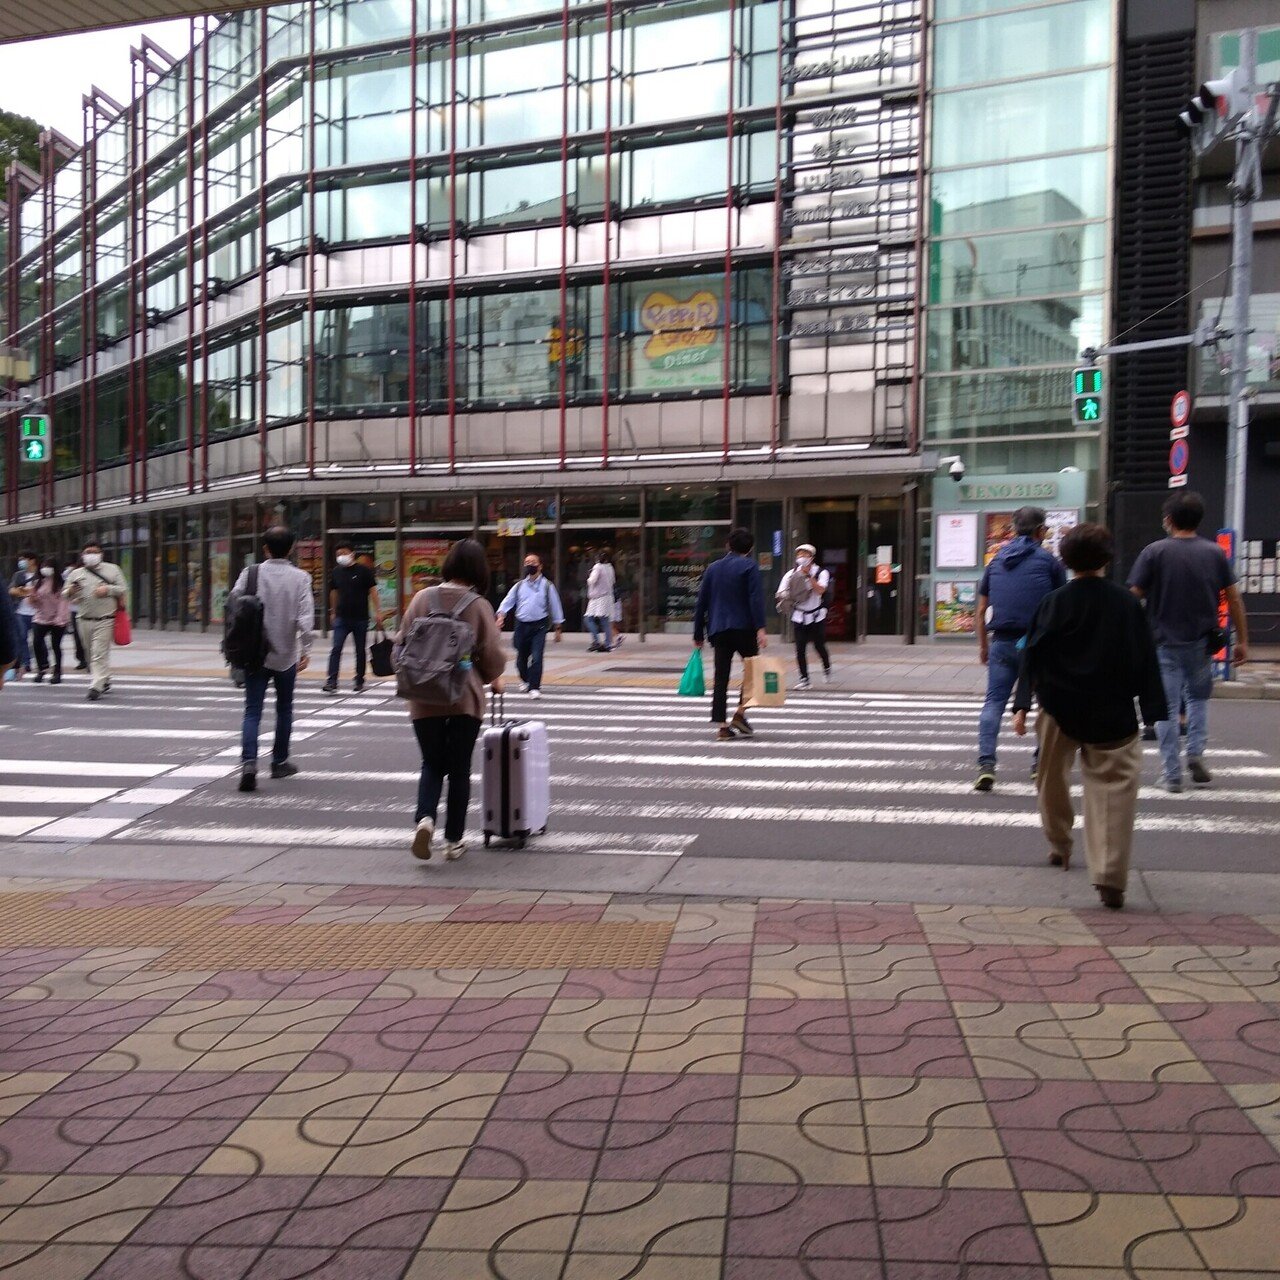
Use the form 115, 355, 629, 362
1, 0, 259, 43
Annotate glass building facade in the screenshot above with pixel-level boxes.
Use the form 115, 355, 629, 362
2, 0, 1125, 636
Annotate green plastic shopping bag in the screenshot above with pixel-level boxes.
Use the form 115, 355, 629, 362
678, 647, 706, 697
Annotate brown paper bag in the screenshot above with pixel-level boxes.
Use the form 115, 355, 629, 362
741, 655, 787, 709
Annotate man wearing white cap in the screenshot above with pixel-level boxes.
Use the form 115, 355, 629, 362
776, 543, 832, 690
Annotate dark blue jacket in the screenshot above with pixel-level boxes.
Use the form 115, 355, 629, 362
978, 536, 1066, 638
693, 552, 765, 643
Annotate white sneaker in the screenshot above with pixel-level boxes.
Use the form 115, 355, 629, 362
796, 677, 811, 691
412, 818, 435, 861
823, 667, 833, 682
519, 683, 531, 694
529, 689, 542, 700
444, 839, 468, 862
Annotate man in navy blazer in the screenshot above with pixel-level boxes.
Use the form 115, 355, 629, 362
693, 528, 767, 740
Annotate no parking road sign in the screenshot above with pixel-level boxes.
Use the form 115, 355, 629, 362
1170, 389, 1191, 433
1168, 437, 1190, 488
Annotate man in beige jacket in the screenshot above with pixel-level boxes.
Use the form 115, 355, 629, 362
62, 540, 127, 701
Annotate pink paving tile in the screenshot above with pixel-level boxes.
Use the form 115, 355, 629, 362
746, 998, 851, 1036
885, 1265, 1050, 1280
743, 1033, 857, 1077
284, 970, 390, 1000
853, 1034, 977, 1078
133, 1071, 286, 1121
596, 1120, 735, 1182
444, 904, 533, 923
981, 1078, 1117, 1132
727, 1184, 879, 1260
662, 943, 755, 968
725, 1260, 883, 1280
219, 906, 312, 926
334, 999, 455, 1035
650, 969, 751, 998
434, 997, 553, 1034
406, 1032, 531, 1073
836, 907, 928, 945
874, 1187, 1043, 1266
188, 972, 300, 1001
274, 1176, 451, 1248
939, 970, 1044, 1004
131, 1176, 314, 1247
493, 1070, 623, 1122
848, 1001, 962, 1039
23, 1069, 176, 1120
613, 1073, 739, 1124
559, 969, 658, 999
70, 1116, 244, 1175
462, 1118, 605, 1179
89, 1245, 260, 1279
522, 904, 606, 923
304, 1034, 421, 1073
1191, 1037, 1280, 1083
1099, 1080, 1262, 1135
1164, 1003, 1280, 1045
0, 1035, 127, 1073
326, 886, 471, 906
0, 1114, 107, 1172
1001, 1126, 1158, 1193
248, 1246, 414, 1280
1128, 1130, 1280, 1195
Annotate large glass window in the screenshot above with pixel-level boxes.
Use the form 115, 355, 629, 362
929, 223, 1107, 305
928, 294, 1103, 372
146, 357, 188, 452
315, 302, 411, 413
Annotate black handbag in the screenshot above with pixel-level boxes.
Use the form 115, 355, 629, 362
369, 627, 395, 678
1205, 627, 1227, 656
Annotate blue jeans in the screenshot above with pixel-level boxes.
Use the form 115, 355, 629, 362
241, 664, 297, 766
513, 620, 549, 690
977, 637, 1022, 769
584, 615, 613, 649
1156, 642, 1211, 781
14, 613, 32, 670
327, 617, 368, 684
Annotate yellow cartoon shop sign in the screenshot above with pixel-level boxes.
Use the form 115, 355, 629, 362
635, 287, 722, 388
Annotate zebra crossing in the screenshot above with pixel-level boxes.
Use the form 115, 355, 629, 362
2, 672, 1278, 868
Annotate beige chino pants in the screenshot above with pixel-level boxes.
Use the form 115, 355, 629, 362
1036, 711, 1143, 892
81, 617, 115, 694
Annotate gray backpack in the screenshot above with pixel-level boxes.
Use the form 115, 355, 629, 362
395, 587, 478, 703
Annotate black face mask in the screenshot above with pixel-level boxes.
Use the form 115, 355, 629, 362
524, 565, 538, 577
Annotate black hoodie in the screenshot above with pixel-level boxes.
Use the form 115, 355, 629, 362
1013, 577, 1168, 744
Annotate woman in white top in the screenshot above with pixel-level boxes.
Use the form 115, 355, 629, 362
584, 549, 621, 652
776, 542, 832, 690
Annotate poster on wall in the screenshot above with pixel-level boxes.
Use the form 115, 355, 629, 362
934, 512, 978, 569
294, 540, 325, 610
373, 540, 399, 622
629, 282, 724, 392
209, 543, 230, 624
1043, 509, 1079, 560
983, 512, 1016, 565
401, 539, 453, 610
655, 525, 719, 632
934, 580, 977, 635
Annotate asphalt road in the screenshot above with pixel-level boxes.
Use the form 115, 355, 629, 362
1, 668, 1277, 880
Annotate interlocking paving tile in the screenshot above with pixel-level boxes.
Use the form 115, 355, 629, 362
0, 876, 1275, 1278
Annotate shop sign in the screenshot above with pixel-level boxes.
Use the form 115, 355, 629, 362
957, 481, 1058, 502
783, 252, 878, 278
498, 517, 536, 537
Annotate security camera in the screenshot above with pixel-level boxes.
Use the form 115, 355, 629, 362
939, 455, 966, 482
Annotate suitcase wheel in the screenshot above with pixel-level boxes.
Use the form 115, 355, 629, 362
515, 834, 527, 850
538, 826, 547, 836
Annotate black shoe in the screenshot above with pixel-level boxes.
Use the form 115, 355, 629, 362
1141, 724, 1157, 741
87, 689, 102, 702
974, 770, 995, 793
104, 680, 111, 691
322, 681, 337, 694
50, 675, 61, 685
75, 662, 88, 671
271, 762, 299, 780
716, 726, 737, 741
238, 765, 258, 793
1096, 885, 1125, 911
34, 671, 45, 683
1187, 757, 1212, 787
353, 680, 365, 693
730, 712, 754, 737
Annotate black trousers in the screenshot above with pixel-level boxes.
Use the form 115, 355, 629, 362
32, 623, 66, 678
413, 714, 482, 843
711, 628, 759, 724
794, 619, 830, 680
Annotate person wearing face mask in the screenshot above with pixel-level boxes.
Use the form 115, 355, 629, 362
62, 541, 128, 701
776, 543, 832, 690
30, 557, 72, 684
64, 555, 89, 672
323, 543, 383, 694
0, 563, 18, 688
495, 554, 564, 699
7, 551, 38, 678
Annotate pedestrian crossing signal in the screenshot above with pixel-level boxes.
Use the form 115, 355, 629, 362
19, 413, 51, 464
1074, 395, 1102, 423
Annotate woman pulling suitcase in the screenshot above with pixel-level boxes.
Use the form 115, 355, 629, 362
394, 539, 506, 863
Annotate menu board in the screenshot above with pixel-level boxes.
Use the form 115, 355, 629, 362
401, 538, 453, 610
1043, 509, 1079, 560
935, 512, 978, 569
983, 512, 1016, 565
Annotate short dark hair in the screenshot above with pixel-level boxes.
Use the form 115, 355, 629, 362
1059, 523, 1113, 572
82, 540, 101, 552
1013, 506, 1047, 537
20, 549, 37, 560
728, 527, 754, 555
335, 542, 353, 554
264, 525, 296, 558
1163, 491, 1205, 532
442, 538, 490, 595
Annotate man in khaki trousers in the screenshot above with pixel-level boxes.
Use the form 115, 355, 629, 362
1011, 524, 1166, 911
62, 540, 127, 701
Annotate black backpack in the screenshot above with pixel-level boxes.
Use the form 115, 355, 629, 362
222, 565, 269, 673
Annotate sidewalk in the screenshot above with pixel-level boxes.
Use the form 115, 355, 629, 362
108, 628, 1280, 699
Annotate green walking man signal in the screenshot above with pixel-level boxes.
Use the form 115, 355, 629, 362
19, 413, 51, 464
1071, 366, 1105, 426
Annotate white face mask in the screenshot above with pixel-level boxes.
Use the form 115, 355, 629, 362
40, 567, 54, 578
82, 553, 102, 568
336, 554, 354, 567
16, 560, 28, 571
796, 556, 813, 569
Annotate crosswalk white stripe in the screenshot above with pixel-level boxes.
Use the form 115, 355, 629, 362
0, 785, 123, 804
38, 728, 234, 740
577, 746, 1269, 764
553, 798, 1280, 838
0, 759, 168, 778
111, 823, 692, 855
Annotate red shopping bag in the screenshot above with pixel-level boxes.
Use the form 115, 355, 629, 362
113, 606, 132, 647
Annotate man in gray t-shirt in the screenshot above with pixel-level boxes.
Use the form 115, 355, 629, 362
1128, 491, 1249, 793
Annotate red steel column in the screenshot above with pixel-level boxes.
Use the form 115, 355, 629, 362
908, 9, 926, 455
185, 23, 197, 495
768, 0, 785, 455
41, 132, 53, 519
407, 0, 419, 475
600, 0, 614, 469
81, 100, 93, 510
721, 0, 737, 463
556, 0, 570, 472
137, 51, 151, 505
446, 0, 459, 472
307, 0, 318, 480
126, 58, 139, 506
258, 7, 270, 486
200, 23, 211, 491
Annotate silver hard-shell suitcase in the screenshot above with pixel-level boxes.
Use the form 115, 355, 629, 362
482, 693, 550, 849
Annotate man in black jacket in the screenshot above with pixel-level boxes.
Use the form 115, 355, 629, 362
1012, 524, 1167, 910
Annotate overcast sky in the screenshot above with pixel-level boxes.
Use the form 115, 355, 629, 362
0, 20, 194, 142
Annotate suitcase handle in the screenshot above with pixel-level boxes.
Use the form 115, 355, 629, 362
490, 688, 505, 726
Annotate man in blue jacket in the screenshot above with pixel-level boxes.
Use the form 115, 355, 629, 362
693, 528, 767, 740
974, 506, 1066, 791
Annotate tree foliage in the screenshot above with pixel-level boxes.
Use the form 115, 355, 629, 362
0, 109, 45, 175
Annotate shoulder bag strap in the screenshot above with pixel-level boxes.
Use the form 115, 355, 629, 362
247, 564, 259, 597
448, 589, 478, 618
